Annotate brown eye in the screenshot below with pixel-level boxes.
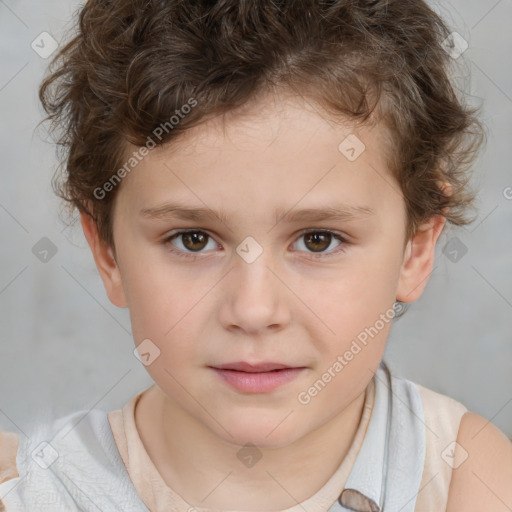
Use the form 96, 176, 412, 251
292, 230, 347, 257
303, 232, 332, 253
165, 230, 217, 256
180, 232, 209, 251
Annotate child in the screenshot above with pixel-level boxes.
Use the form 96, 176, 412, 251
1, 0, 511, 510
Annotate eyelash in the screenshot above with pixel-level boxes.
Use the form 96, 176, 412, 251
162, 229, 348, 260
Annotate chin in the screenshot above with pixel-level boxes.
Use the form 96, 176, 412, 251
212, 413, 305, 450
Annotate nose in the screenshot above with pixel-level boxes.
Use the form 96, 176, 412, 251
218, 250, 291, 337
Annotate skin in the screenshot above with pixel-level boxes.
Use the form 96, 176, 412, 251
81, 90, 512, 511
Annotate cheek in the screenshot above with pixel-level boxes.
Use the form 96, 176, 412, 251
297, 249, 399, 385
306, 258, 399, 335
119, 255, 198, 352
298, 283, 392, 415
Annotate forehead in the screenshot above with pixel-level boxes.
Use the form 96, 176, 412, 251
160, 90, 391, 160
117, 91, 401, 218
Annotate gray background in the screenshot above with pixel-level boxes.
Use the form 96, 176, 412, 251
1, 0, 511, 442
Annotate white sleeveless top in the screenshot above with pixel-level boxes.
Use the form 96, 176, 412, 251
0, 363, 468, 511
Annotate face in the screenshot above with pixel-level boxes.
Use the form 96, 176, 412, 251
84, 91, 444, 449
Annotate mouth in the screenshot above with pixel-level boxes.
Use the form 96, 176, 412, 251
212, 361, 300, 372
208, 361, 307, 393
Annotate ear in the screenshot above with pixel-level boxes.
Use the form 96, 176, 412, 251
396, 214, 447, 303
80, 211, 127, 308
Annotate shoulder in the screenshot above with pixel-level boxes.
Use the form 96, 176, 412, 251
0, 429, 19, 483
446, 411, 512, 512
0, 430, 20, 511
403, 380, 468, 511
394, 376, 512, 512
0, 409, 106, 511
414, 381, 469, 420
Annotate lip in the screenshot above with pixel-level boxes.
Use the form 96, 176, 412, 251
209, 361, 306, 393
213, 361, 295, 372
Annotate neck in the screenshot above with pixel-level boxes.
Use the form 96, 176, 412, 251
135, 385, 368, 511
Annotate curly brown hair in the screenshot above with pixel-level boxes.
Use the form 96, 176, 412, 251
38, 0, 484, 250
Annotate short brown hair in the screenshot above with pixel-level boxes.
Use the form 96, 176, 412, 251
39, 0, 484, 249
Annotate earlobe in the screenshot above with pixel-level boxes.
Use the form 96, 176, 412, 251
80, 212, 128, 308
396, 215, 447, 303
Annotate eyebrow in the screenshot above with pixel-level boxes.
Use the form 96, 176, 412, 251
139, 202, 375, 226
